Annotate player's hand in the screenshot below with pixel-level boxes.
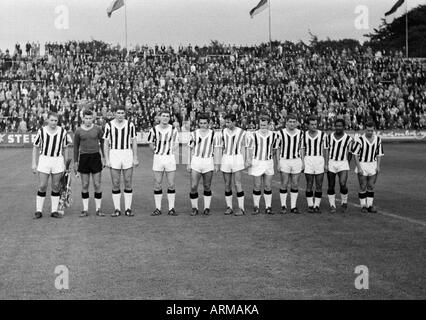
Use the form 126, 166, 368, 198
133, 158, 139, 168
187, 164, 191, 172
32, 164, 37, 174
105, 160, 111, 168
301, 162, 305, 172
245, 161, 252, 168
376, 166, 380, 174
358, 167, 364, 176
214, 164, 220, 173
74, 162, 79, 173
101, 158, 106, 168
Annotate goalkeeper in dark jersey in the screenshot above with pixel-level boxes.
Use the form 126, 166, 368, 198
73, 109, 105, 217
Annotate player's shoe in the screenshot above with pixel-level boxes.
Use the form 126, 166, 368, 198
307, 206, 315, 213
280, 206, 287, 214
290, 207, 300, 214
367, 206, 377, 213
96, 209, 106, 217
224, 207, 233, 215
151, 208, 162, 216
330, 206, 337, 214
168, 208, 178, 216
314, 206, 322, 214
125, 209, 134, 217
80, 211, 89, 217
51, 211, 62, 218
265, 207, 274, 215
341, 203, 348, 213
361, 206, 368, 213
252, 206, 260, 215
111, 209, 121, 217
203, 208, 211, 216
234, 208, 245, 216
34, 211, 42, 219
190, 208, 199, 216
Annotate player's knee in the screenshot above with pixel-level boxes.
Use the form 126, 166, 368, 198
38, 185, 48, 193
168, 182, 175, 190
93, 181, 101, 192
234, 181, 243, 192
203, 183, 211, 192
190, 185, 198, 193
340, 185, 348, 194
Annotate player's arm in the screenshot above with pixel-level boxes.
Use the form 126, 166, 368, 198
376, 138, 384, 174
147, 128, 156, 153
98, 126, 105, 164
32, 145, 39, 174
130, 123, 139, 167
323, 134, 329, 171
347, 140, 353, 164
213, 132, 222, 172
187, 132, 194, 172
73, 130, 80, 173
351, 139, 363, 174
274, 134, 281, 172
245, 132, 253, 168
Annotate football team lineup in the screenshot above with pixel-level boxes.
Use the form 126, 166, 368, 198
31, 106, 389, 219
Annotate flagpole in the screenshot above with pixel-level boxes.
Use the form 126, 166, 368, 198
124, 0, 128, 51
405, 0, 408, 58
268, 0, 272, 48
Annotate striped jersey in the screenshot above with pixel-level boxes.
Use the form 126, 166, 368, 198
246, 130, 279, 161
303, 130, 329, 157
33, 126, 69, 157
103, 119, 136, 150
147, 124, 179, 155
351, 134, 384, 162
188, 129, 217, 158
276, 128, 304, 159
216, 127, 247, 156
328, 132, 353, 161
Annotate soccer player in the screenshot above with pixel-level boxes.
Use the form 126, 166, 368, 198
215, 113, 249, 216
103, 106, 139, 217
352, 121, 384, 213
326, 118, 353, 213
32, 112, 69, 219
303, 115, 329, 214
74, 109, 105, 217
246, 114, 279, 215
275, 114, 305, 214
187, 113, 219, 216
147, 110, 179, 216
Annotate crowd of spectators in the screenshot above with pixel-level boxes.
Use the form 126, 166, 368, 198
0, 40, 425, 133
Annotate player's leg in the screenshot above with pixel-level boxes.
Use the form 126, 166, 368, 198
366, 174, 378, 213
289, 173, 301, 213
123, 167, 134, 216
263, 174, 274, 214
35, 172, 49, 218
190, 169, 202, 215
234, 170, 245, 215
80, 173, 90, 216
152, 171, 164, 215
279, 171, 290, 213
223, 172, 233, 214
305, 173, 314, 212
252, 175, 262, 214
327, 171, 337, 213
313, 173, 324, 213
92, 172, 104, 216
166, 170, 177, 215
357, 173, 368, 212
110, 168, 122, 216
337, 170, 349, 212
50, 172, 63, 217
201, 170, 213, 215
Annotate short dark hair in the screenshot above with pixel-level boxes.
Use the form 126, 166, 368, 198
224, 113, 237, 122
335, 118, 345, 126
259, 114, 270, 122
47, 112, 58, 119
83, 109, 93, 117
159, 109, 171, 117
365, 121, 375, 128
114, 105, 126, 112
197, 112, 210, 122
287, 114, 297, 121
307, 115, 318, 123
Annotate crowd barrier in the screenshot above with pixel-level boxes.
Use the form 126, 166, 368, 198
0, 129, 425, 148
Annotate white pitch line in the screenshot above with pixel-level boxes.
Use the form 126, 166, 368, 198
250, 172, 426, 228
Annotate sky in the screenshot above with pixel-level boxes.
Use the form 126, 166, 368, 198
0, 0, 424, 52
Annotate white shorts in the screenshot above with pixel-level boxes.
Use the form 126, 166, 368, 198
221, 154, 245, 173
153, 154, 176, 172
279, 158, 302, 174
248, 159, 274, 176
191, 156, 214, 174
304, 156, 325, 175
110, 149, 133, 170
355, 162, 377, 176
37, 155, 65, 175
328, 159, 350, 173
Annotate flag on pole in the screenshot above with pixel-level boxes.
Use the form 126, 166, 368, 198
385, 0, 405, 16
249, 0, 269, 18
107, 0, 124, 18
